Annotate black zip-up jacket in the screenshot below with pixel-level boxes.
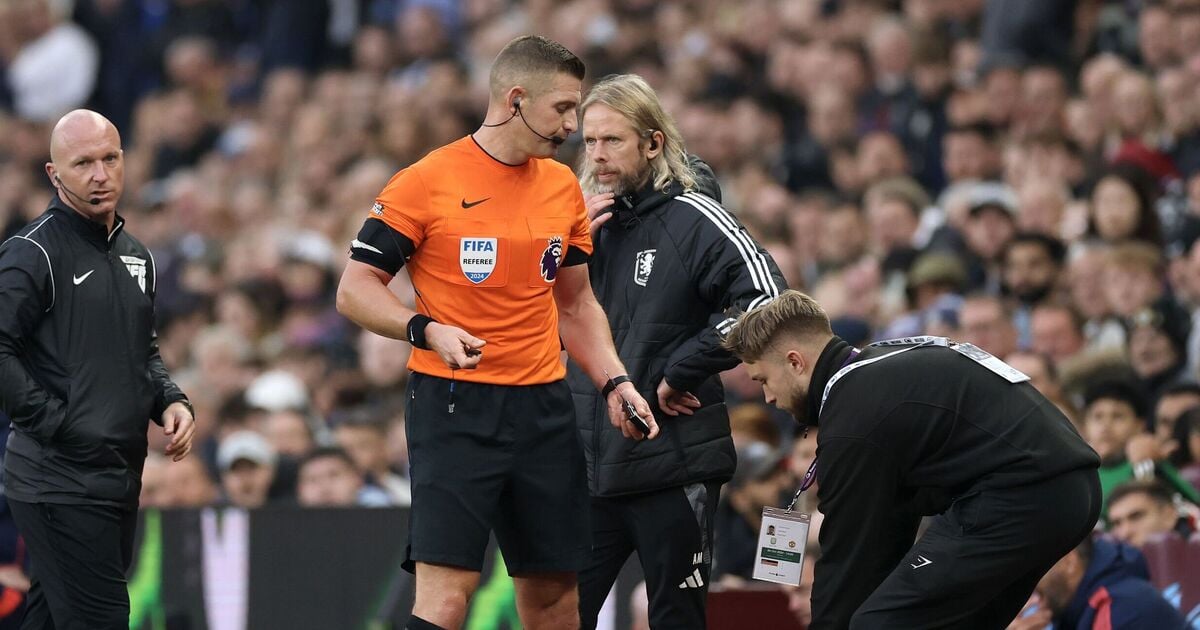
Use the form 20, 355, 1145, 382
0, 197, 186, 507
566, 165, 786, 497
806, 336, 1100, 630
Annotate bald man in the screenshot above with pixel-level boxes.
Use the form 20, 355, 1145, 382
0, 109, 194, 629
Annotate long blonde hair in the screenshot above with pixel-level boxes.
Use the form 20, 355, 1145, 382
578, 74, 696, 195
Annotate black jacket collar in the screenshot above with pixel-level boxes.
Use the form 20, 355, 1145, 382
49, 194, 125, 249
805, 336, 854, 427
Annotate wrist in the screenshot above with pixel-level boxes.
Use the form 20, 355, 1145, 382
602, 374, 631, 398
407, 314, 436, 350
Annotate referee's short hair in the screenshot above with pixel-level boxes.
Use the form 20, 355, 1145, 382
723, 290, 832, 362
490, 35, 585, 98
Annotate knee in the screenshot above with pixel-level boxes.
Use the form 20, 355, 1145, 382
414, 587, 471, 622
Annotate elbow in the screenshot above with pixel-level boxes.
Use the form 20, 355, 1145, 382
335, 282, 353, 318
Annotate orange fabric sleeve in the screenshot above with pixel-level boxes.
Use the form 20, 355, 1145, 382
374, 167, 432, 247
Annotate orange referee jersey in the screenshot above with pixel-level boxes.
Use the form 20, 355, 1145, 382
372, 136, 593, 385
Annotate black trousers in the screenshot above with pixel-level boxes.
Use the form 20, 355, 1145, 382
7, 500, 137, 630
579, 481, 721, 630
851, 467, 1101, 629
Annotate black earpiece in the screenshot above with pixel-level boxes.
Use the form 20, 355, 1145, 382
649, 138, 658, 151
513, 97, 522, 110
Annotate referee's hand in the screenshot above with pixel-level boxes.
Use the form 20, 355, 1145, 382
427, 322, 486, 370
606, 382, 659, 441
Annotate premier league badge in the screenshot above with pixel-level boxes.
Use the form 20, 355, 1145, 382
540, 236, 563, 282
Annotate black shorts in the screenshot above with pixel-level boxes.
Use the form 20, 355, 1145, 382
403, 372, 589, 575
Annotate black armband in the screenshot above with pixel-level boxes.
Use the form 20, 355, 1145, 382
602, 374, 631, 397
349, 218, 416, 276
407, 314, 436, 350
562, 247, 590, 267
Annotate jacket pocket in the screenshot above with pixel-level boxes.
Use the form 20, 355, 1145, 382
34, 382, 71, 445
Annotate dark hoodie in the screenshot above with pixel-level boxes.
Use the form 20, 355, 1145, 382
1054, 538, 1186, 630
565, 158, 787, 497
805, 336, 1100, 629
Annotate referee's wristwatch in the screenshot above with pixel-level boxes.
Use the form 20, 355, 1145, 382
602, 374, 632, 398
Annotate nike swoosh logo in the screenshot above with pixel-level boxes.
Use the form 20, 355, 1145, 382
910, 555, 932, 569
351, 239, 383, 254
461, 197, 491, 209
73, 270, 95, 285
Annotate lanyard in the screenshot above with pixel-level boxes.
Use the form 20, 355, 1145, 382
787, 337, 948, 512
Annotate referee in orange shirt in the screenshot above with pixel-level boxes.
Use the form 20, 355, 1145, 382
337, 36, 657, 630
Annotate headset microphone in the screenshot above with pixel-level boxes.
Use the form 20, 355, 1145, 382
55, 175, 101, 206
514, 98, 566, 146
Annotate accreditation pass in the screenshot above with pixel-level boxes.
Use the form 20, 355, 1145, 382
752, 507, 811, 585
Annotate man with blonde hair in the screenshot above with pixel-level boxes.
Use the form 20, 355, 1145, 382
724, 289, 1100, 629
572, 73, 784, 628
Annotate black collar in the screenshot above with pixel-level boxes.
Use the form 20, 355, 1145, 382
804, 336, 854, 426
610, 179, 681, 228
49, 195, 124, 250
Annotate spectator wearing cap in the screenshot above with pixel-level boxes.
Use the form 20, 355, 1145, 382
1126, 297, 1192, 403
880, 252, 966, 339
961, 182, 1018, 293
712, 441, 792, 583
1082, 379, 1200, 511
1003, 232, 1067, 348
217, 430, 278, 509
296, 446, 390, 508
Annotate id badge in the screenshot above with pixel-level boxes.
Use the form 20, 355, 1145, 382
752, 507, 811, 585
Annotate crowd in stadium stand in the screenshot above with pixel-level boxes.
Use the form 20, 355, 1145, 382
3, 0, 1200, 626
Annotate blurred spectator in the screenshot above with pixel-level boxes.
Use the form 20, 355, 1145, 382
958, 294, 1019, 359
1125, 298, 1191, 401
713, 441, 792, 583
163, 455, 220, 508
1152, 382, 1200, 450
296, 446, 390, 507
881, 252, 965, 339
962, 185, 1019, 292
728, 402, 783, 450
1030, 536, 1186, 630
217, 430, 278, 509
1002, 233, 1067, 347
333, 408, 411, 506
1086, 167, 1163, 248
1103, 242, 1165, 321
263, 409, 317, 459
864, 176, 927, 275
1169, 408, 1200, 490
3, 0, 98, 122
1106, 480, 1193, 547
1016, 176, 1071, 238
942, 123, 1001, 185
1082, 379, 1200, 510
1005, 351, 1076, 425
139, 453, 172, 509
1030, 303, 1087, 368
784, 551, 818, 628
